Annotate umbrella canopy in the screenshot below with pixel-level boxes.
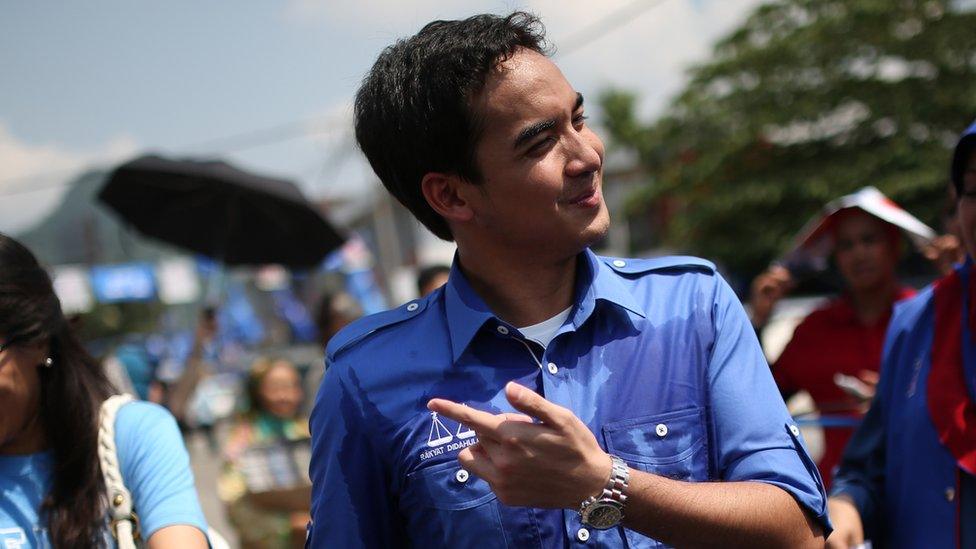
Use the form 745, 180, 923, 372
99, 154, 344, 268
781, 186, 935, 272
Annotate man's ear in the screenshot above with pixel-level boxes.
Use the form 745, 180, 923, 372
421, 172, 474, 224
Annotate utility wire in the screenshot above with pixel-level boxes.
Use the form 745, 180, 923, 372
1, 0, 672, 196
173, 112, 349, 155
554, 0, 672, 59
0, 113, 350, 195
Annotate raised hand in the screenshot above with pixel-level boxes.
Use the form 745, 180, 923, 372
427, 381, 611, 509
748, 265, 794, 328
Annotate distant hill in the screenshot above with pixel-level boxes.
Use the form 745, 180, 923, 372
15, 169, 185, 266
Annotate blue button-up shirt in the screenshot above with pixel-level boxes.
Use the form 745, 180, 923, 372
308, 250, 829, 548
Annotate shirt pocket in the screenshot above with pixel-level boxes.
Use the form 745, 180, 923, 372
400, 460, 509, 547
602, 407, 708, 549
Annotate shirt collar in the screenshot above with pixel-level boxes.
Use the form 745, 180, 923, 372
572, 249, 647, 328
444, 249, 646, 363
444, 259, 498, 363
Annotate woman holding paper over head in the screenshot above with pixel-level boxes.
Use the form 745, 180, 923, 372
748, 187, 960, 488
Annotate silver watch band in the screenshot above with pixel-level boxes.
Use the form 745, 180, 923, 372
579, 454, 629, 512
604, 454, 629, 504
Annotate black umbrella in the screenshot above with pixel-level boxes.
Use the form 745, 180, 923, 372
99, 154, 344, 268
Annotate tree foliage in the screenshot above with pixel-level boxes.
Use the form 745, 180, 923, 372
600, 0, 976, 275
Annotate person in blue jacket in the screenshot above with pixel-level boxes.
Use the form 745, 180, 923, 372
828, 119, 976, 548
308, 12, 829, 548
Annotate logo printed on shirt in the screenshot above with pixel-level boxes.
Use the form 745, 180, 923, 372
419, 411, 478, 461
0, 528, 28, 549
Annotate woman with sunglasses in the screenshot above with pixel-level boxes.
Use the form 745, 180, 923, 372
0, 232, 209, 547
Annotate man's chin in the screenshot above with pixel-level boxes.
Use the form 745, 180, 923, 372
579, 215, 611, 249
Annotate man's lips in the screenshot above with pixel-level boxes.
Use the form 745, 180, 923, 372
565, 186, 598, 205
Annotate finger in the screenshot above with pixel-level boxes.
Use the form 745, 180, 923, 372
477, 435, 505, 456
457, 444, 498, 482
504, 382, 570, 427
770, 265, 792, 280
857, 370, 879, 385
494, 419, 555, 453
498, 412, 534, 423
427, 398, 501, 434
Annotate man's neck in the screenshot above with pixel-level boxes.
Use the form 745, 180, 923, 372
457, 246, 580, 328
850, 278, 899, 325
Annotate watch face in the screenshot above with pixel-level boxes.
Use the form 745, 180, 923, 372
584, 503, 623, 529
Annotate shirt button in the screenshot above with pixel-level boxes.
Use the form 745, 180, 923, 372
496, 325, 510, 335
612, 259, 626, 268
576, 527, 590, 542
655, 423, 668, 437
455, 469, 469, 483
946, 487, 956, 502
406, 302, 419, 312
789, 425, 801, 437
547, 362, 558, 374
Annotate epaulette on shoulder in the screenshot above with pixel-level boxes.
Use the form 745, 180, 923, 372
601, 255, 716, 277
326, 296, 431, 361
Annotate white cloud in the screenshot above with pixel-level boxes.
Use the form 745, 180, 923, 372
272, 0, 766, 201
282, 0, 764, 120
281, 0, 464, 28
0, 122, 139, 235
527, 0, 765, 118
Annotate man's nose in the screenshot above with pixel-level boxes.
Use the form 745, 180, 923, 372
564, 132, 602, 178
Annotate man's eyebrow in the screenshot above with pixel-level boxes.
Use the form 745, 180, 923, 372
513, 93, 585, 150
514, 119, 556, 149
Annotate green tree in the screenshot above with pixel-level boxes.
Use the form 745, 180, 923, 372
601, 0, 976, 276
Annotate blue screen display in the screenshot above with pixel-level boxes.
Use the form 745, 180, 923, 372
90, 263, 157, 303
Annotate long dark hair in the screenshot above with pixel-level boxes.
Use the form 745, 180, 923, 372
0, 233, 114, 547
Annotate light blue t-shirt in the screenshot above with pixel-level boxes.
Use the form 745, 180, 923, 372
0, 401, 208, 548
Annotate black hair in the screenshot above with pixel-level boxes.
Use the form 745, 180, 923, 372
952, 131, 976, 195
417, 264, 451, 295
354, 12, 549, 240
0, 232, 114, 547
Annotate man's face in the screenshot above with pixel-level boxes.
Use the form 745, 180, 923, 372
833, 210, 898, 293
957, 148, 976, 259
461, 48, 609, 257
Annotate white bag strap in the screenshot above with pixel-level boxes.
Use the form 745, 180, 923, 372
97, 394, 230, 549
99, 393, 139, 549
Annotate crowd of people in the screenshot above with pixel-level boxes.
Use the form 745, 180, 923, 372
2, 10, 975, 549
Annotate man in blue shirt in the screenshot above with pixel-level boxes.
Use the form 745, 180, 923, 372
308, 12, 828, 547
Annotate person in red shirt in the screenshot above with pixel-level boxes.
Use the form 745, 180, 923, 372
749, 208, 921, 488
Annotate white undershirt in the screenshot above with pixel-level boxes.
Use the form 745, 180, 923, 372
518, 306, 572, 350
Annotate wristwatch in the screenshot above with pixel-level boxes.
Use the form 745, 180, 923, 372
579, 454, 629, 529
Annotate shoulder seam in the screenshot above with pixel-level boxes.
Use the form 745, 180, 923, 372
600, 255, 716, 276
327, 298, 431, 361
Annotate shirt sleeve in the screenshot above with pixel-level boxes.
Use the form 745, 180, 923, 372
705, 274, 831, 534
115, 401, 209, 541
307, 359, 400, 548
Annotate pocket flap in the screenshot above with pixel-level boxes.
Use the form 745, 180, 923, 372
403, 460, 497, 511
603, 407, 705, 464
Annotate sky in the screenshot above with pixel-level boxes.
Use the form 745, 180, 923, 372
0, 0, 765, 234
